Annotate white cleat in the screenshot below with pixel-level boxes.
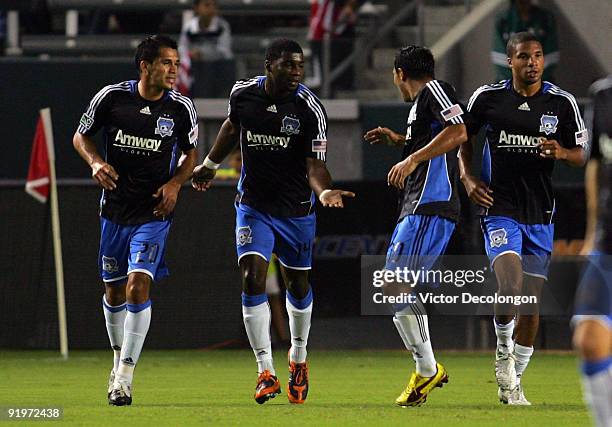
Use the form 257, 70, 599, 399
107, 369, 115, 398
495, 351, 517, 393
507, 384, 531, 406
498, 387, 510, 404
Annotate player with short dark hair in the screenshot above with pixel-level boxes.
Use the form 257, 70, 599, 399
572, 75, 612, 427
73, 34, 198, 406
459, 32, 587, 405
364, 45, 469, 407
192, 38, 354, 405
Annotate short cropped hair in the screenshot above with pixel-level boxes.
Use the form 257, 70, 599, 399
134, 35, 178, 72
265, 38, 303, 62
506, 31, 542, 57
394, 45, 435, 80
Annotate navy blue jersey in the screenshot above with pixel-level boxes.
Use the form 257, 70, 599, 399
398, 80, 467, 222
586, 76, 612, 253
228, 76, 328, 217
77, 80, 198, 224
467, 80, 587, 224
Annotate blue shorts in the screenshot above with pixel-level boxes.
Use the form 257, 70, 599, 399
99, 217, 171, 283
235, 203, 315, 270
572, 252, 612, 329
481, 216, 553, 279
385, 215, 456, 272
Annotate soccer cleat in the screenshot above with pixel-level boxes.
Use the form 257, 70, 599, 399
287, 359, 309, 404
495, 351, 517, 393
395, 363, 449, 407
107, 369, 115, 398
498, 387, 510, 404
254, 370, 281, 404
108, 379, 132, 406
507, 384, 531, 406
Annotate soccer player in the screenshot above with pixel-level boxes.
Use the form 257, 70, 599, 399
72, 35, 198, 406
191, 38, 354, 404
363, 45, 469, 407
459, 32, 587, 405
572, 75, 612, 427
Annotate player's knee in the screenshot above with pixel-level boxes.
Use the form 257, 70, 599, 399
573, 323, 607, 361
126, 272, 151, 304
242, 269, 266, 295
284, 274, 310, 299
105, 282, 126, 306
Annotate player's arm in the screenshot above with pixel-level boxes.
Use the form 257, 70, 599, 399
363, 126, 405, 147
581, 158, 599, 255
458, 136, 494, 208
72, 132, 118, 190
306, 158, 355, 208
387, 123, 467, 189
192, 118, 239, 191
153, 148, 198, 217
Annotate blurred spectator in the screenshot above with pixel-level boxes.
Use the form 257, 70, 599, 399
179, 0, 232, 61
306, 0, 359, 94
492, 0, 558, 82
177, 0, 233, 95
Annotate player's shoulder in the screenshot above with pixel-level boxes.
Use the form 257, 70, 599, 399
167, 89, 198, 123
467, 80, 508, 108
230, 76, 264, 98
92, 80, 134, 100
296, 83, 327, 114
542, 81, 579, 105
424, 79, 458, 97
588, 75, 612, 97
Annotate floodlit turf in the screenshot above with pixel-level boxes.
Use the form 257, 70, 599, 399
0, 350, 591, 426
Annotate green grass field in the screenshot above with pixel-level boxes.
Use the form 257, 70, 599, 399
0, 350, 591, 426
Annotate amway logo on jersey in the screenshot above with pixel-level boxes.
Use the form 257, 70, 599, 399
498, 130, 540, 152
246, 130, 290, 149
113, 129, 162, 152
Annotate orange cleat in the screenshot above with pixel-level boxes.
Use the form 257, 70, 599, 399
287, 359, 309, 404
254, 370, 281, 404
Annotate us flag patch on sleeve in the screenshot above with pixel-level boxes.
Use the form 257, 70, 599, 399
575, 129, 588, 146
312, 139, 327, 153
441, 104, 463, 121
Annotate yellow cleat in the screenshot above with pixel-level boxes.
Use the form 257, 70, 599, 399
395, 363, 449, 407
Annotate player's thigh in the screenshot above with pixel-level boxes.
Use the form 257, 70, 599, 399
271, 213, 315, 270
385, 215, 455, 272
128, 220, 172, 283
573, 253, 612, 338
99, 217, 133, 285
520, 223, 554, 281
235, 203, 275, 265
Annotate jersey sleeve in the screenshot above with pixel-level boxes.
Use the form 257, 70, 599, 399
585, 89, 601, 161
227, 80, 246, 125
423, 80, 469, 129
175, 94, 199, 152
465, 86, 489, 136
77, 85, 114, 136
301, 92, 328, 162
558, 92, 588, 150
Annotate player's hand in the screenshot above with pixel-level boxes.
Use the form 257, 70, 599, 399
461, 174, 494, 208
153, 181, 181, 217
191, 164, 216, 192
537, 138, 567, 160
387, 156, 417, 189
319, 189, 355, 208
91, 160, 118, 190
364, 127, 398, 146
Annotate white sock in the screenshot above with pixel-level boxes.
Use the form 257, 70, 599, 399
117, 301, 152, 383
242, 295, 274, 375
286, 289, 313, 364
513, 343, 534, 384
582, 358, 612, 427
102, 295, 126, 373
395, 301, 437, 377
494, 318, 515, 354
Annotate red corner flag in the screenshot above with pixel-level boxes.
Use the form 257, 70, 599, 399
25, 110, 52, 203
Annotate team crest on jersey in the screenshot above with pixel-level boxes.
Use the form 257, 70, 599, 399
281, 116, 300, 135
237, 226, 253, 246
155, 116, 175, 137
539, 114, 558, 135
102, 256, 119, 273
489, 229, 508, 248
